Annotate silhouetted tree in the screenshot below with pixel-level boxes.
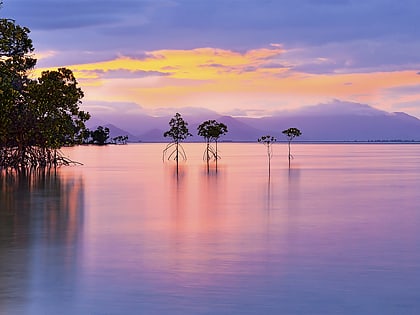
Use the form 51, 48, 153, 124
80, 128, 91, 144
0, 18, 89, 169
163, 113, 192, 174
258, 135, 276, 176
90, 126, 110, 145
197, 119, 228, 172
282, 127, 302, 167
111, 135, 128, 144
27, 68, 89, 147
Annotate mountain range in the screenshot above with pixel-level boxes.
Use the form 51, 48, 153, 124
86, 101, 420, 142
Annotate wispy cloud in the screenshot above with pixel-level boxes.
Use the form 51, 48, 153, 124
31, 46, 419, 117
3, 0, 420, 118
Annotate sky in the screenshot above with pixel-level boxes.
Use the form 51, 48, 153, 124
2, 0, 420, 118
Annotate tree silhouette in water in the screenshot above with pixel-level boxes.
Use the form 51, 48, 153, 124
163, 113, 192, 175
258, 135, 276, 177
197, 120, 228, 173
282, 127, 302, 167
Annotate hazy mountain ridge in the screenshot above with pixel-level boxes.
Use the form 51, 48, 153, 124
88, 101, 420, 142
103, 124, 140, 142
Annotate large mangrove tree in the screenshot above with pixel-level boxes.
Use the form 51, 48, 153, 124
0, 18, 89, 169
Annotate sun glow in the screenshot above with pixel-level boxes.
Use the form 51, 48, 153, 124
33, 46, 420, 117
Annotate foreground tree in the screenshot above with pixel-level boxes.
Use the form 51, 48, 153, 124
282, 127, 302, 167
163, 113, 192, 174
1, 18, 36, 150
27, 68, 89, 145
258, 135, 276, 176
197, 119, 228, 173
0, 18, 89, 169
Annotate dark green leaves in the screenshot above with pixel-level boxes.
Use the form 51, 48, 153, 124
197, 119, 228, 142
282, 127, 302, 140
1, 19, 88, 168
258, 135, 276, 144
90, 126, 110, 145
163, 112, 192, 143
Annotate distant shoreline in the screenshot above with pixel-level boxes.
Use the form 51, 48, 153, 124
126, 140, 420, 145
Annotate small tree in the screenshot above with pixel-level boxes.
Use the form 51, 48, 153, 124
197, 119, 228, 172
282, 127, 302, 167
91, 126, 110, 145
111, 135, 128, 144
258, 135, 276, 176
163, 113, 192, 174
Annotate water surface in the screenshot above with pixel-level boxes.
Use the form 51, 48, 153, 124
1, 143, 419, 314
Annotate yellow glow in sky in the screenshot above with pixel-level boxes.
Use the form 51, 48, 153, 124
34, 46, 420, 117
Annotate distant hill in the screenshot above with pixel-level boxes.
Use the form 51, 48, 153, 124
139, 128, 165, 142
103, 124, 140, 142
238, 102, 420, 141
137, 116, 261, 142
213, 116, 264, 141
87, 101, 420, 142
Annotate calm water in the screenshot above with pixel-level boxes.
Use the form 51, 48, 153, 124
1, 143, 419, 315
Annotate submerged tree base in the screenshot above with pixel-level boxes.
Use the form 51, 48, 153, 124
0, 146, 82, 170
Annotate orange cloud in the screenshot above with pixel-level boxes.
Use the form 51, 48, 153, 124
33, 46, 420, 117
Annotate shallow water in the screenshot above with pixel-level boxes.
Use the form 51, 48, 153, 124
1, 143, 419, 314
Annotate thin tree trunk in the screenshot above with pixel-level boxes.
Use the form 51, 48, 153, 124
215, 141, 218, 172
176, 141, 179, 175
206, 141, 210, 173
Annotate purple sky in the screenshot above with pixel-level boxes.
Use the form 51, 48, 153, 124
2, 0, 420, 118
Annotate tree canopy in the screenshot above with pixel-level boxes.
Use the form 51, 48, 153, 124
163, 112, 192, 143
0, 18, 89, 169
197, 120, 228, 143
282, 127, 302, 141
90, 126, 110, 145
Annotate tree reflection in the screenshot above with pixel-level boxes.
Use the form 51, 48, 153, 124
0, 169, 84, 242
265, 174, 273, 213
0, 169, 85, 312
286, 167, 301, 211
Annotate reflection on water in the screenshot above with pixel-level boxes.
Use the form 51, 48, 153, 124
1, 143, 419, 314
0, 169, 84, 315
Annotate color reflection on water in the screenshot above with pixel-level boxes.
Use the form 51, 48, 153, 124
0, 143, 419, 314
0, 169, 85, 314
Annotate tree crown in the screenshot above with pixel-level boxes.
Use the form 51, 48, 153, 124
258, 135, 276, 144
197, 119, 228, 142
0, 18, 36, 74
282, 127, 302, 140
163, 113, 192, 142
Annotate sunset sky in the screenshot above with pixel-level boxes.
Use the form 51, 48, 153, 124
2, 0, 420, 118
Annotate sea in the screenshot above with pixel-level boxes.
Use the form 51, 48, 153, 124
1, 143, 419, 314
